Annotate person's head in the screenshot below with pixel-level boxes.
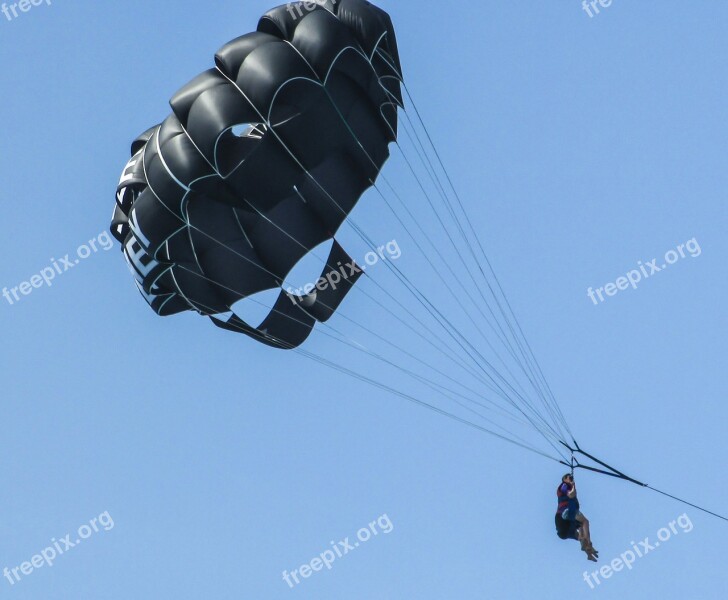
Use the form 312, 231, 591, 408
562, 473, 574, 484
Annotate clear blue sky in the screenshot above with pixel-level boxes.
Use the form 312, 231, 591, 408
1, 1, 726, 599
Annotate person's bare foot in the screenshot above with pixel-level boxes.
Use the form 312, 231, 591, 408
582, 542, 598, 555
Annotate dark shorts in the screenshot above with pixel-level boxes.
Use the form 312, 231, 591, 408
555, 513, 580, 541
562, 508, 583, 522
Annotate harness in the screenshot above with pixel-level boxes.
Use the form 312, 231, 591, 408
556, 484, 570, 515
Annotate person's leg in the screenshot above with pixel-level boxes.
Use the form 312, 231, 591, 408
577, 514, 590, 540
576, 522, 588, 550
576, 513, 594, 550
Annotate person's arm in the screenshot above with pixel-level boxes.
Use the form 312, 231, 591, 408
567, 483, 577, 498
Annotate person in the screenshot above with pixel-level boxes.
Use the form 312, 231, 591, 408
556, 473, 598, 562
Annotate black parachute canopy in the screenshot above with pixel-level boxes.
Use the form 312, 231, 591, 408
111, 0, 403, 348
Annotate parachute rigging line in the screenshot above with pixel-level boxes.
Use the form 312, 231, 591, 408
169, 211, 569, 460
560, 441, 728, 523
170, 264, 565, 464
